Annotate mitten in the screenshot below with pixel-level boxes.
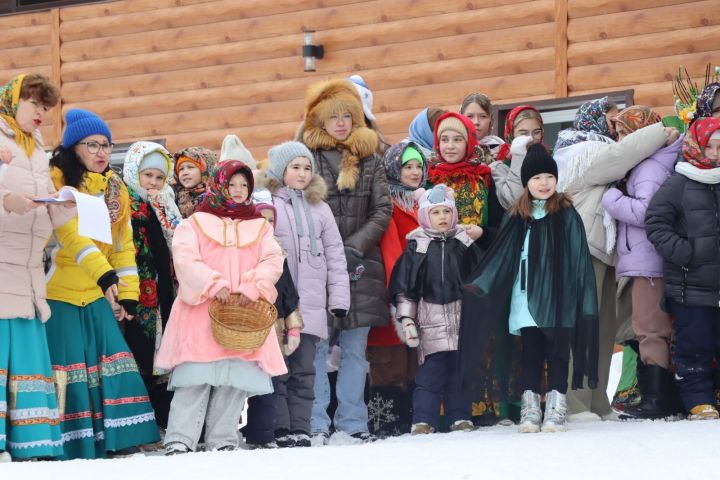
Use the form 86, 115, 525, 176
510, 135, 534, 158
331, 309, 347, 318
344, 246, 364, 273
284, 328, 301, 356
394, 317, 419, 348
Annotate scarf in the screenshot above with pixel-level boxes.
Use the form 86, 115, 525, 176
697, 82, 720, 119
496, 105, 544, 162
383, 141, 427, 212
611, 106, 661, 138
682, 117, 720, 169
195, 160, 263, 220
675, 161, 720, 184
407, 108, 435, 151
0, 74, 36, 158
288, 188, 320, 257
554, 96, 616, 151
173, 146, 217, 218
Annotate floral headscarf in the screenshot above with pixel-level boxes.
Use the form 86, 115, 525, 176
696, 83, 720, 119
496, 105, 544, 162
383, 140, 427, 212
554, 97, 616, 150
172, 146, 217, 218
613, 106, 662, 138
0, 74, 36, 157
682, 117, 720, 169
195, 160, 262, 220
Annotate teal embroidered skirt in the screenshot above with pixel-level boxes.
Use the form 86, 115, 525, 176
45, 299, 160, 459
0, 317, 63, 459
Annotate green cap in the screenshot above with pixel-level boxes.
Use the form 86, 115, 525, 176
401, 145, 424, 166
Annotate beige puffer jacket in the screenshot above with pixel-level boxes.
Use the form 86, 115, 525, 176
0, 120, 74, 322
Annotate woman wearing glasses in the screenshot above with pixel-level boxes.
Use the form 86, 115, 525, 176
45, 109, 160, 459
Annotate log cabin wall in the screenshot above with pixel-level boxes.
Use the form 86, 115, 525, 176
0, 0, 718, 159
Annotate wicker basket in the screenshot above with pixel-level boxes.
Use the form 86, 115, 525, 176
208, 294, 278, 352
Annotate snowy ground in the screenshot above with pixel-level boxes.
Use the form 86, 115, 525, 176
7, 353, 719, 479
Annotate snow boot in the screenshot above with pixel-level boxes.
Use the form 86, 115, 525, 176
411, 422, 435, 435
541, 390, 567, 432
449, 420, 475, 432
688, 404, 719, 420
518, 390, 541, 433
0, 451, 11, 463
620, 364, 673, 420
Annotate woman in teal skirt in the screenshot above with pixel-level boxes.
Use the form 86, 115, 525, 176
0, 73, 70, 462
45, 109, 160, 459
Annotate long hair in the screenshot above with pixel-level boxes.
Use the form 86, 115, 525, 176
509, 188, 573, 220
49, 145, 106, 189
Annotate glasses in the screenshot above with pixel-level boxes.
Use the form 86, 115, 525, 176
78, 141, 114, 155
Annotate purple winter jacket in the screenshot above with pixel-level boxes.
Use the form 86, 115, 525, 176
601, 136, 683, 278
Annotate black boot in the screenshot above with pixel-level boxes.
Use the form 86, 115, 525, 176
620, 364, 671, 420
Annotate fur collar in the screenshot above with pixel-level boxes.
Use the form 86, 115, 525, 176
255, 170, 328, 205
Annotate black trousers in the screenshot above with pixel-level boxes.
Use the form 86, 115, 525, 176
520, 327, 569, 395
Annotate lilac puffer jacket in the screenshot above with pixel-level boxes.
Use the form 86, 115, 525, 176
601, 136, 683, 278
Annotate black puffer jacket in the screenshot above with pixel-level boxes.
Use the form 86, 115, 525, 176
645, 172, 720, 307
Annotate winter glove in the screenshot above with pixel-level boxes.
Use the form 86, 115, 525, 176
331, 309, 347, 318
97, 271, 120, 295
509, 135, 534, 158
118, 300, 138, 317
284, 328, 301, 356
344, 246, 365, 281
394, 317, 419, 348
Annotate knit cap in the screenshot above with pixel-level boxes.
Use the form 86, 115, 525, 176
436, 115, 468, 143
220, 134, 255, 169
401, 144, 424, 166
348, 75, 376, 122
62, 109, 112, 148
139, 150, 170, 176
267, 141, 315, 183
416, 184, 458, 231
521, 144, 558, 187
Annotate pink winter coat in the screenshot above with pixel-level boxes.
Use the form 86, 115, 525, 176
155, 212, 287, 376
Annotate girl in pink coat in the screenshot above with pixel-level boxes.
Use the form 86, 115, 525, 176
157, 160, 286, 454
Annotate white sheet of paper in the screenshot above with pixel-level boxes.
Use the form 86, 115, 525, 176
36, 187, 112, 244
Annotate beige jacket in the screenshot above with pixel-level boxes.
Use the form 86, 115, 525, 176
555, 122, 667, 265
0, 120, 74, 322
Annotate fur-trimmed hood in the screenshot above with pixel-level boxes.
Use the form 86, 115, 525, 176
301, 79, 379, 191
255, 170, 328, 205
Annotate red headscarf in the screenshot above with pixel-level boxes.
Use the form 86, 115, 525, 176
195, 160, 263, 220
429, 112, 490, 184
496, 105, 544, 162
682, 117, 720, 169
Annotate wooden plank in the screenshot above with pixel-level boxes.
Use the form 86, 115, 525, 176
60, 0, 553, 62
0, 45, 51, 70
567, 25, 720, 67
568, 0, 720, 44
50, 9, 62, 149
568, 0, 699, 20
555, 0, 568, 97
59, 0, 522, 42
568, 51, 718, 93
0, 11, 49, 29
4, 25, 51, 49
60, 0, 220, 20
572, 77, 707, 109
0, 66, 52, 84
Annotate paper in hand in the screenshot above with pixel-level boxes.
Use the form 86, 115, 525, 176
35, 187, 112, 244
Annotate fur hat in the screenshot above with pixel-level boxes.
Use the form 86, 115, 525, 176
521, 144, 558, 187
415, 184, 458, 231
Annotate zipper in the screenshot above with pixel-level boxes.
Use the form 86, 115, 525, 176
520, 222, 531, 293
713, 185, 720, 306
440, 238, 445, 286
27, 155, 39, 312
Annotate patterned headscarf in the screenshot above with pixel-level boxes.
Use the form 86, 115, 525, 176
696, 83, 720, 119
0, 74, 36, 158
613, 106, 662, 138
496, 105, 544, 162
554, 97, 616, 150
172, 146, 217, 218
195, 160, 262, 220
383, 140, 428, 212
682, 117, 720, 169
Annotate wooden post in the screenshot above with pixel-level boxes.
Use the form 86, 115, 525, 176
50, 8, 62, 146
555, 0, 568, 98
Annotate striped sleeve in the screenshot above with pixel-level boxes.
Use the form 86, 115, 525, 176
53, 216, 114, 283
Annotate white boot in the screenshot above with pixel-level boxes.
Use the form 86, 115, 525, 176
542, 390, 568, 432
518, 390, 542, 433
0, 451, 12, 463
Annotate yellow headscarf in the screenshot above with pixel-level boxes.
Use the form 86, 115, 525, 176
0, 73, 37, 158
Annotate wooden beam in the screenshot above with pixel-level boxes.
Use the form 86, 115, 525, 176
555, 0, 568, 97
50, 8, 62, 148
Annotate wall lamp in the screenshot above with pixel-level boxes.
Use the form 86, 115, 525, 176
303, 30, 324, 72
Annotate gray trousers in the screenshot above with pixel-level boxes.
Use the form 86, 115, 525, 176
164, 384, 246, 451
273, 333, 319, 434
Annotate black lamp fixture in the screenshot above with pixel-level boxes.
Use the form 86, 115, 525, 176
303, 30, 324, 72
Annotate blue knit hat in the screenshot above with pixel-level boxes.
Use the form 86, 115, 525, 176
62, 109, 112, 148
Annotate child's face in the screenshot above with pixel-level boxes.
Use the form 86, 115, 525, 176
139, 168, 166, 194
260, 209, 275, 227
527, 173, 557, 200
15, 97, 48, 134
429, 205, 453, 232
177, 162, 202, 188
227, 173, 249, 204
400, 159, 423, 188
705, 137, 720, 163
514, 118, 543, 145
463, 102, 491, 140
283, 156, 313, 190
323, 111, 353, 141
439, 130, 467, 164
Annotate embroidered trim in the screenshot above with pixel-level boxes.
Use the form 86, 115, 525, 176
7, 438, 64, 450
104, 412, 156, 429
61, 411, 93, 421
9, 376, 56, 395
61, 428, 94, 442
0, 400, 6, 412
100, 356, 139, 377
9, 407, 60, 420
103, 395, 150, 406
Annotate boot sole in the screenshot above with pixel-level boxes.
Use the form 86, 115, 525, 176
518, 423, 540, 433
540, 424, 567, 433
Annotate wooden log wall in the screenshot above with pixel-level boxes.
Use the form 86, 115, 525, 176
1, 0, 718, 159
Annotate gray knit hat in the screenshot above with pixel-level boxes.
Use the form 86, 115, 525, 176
267, 141, 315, 182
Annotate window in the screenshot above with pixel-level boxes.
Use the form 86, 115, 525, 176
0, 0, 105, 15
493, 90, 635, 150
